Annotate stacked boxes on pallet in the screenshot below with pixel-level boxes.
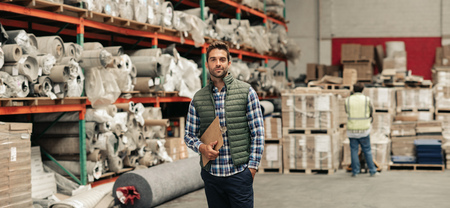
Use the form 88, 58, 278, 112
0, 122, 33, 208
432, 66, 450, 168
341, 44, 374, 82
390, 122, 417, 160
396, 88, 434, 121
281, 89, 340, 174
260, 117, 283, 173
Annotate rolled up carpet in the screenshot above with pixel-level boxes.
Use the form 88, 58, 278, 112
2, 44, 23, 62
36, 35, 65, 63
112, 156, 203, 207
50, 182, 114, 208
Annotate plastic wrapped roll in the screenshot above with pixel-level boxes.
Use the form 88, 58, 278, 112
10, 75, 29, 98
2, 44, 23, 62
108, 155, 123, 173
132, 0, 148, 23
5, 30, 37, 55
83, 42, 103, 50
131, 56, 160, 77
36, 36, 65, 62
104, 46, 124, 56
92, 132, 115, 151
34, 76, 54, 97
66, 73, 84, 97
0, 72, 14, 98
150, 0, 162, 25
143, 107, 162, 119
126, 48, 162, 57
147, 1, 157, 25
112, 156, 203, 207
53, 82, 68, 99
27, 33, 38, 50
107, 104, 118, 117
36, 54, 56, 75
142, 125, 154, 139
152, 126, 165, 138
79, 49, 113, 68
103, 0, 119, 17
63, 42, 83, 61
144, 119, 169, 127
118, 54, 132, 73
130, 64, 137, 78
114, 112, 129, 133
0, 48, 3, 69
96, 122, 112, 133
119, 0, 134, 20
161, 1, 174, 28
3, 55, 39, 83
87, 149, 104, 162
138, 151, 156, 167
123, 155, 139, 168
260, 100, 275, 116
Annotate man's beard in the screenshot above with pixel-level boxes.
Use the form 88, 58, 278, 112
211, 67, 228, 79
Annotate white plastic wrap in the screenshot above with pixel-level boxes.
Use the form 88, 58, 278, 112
2, 55, 39, 83
11, 75, 29, 98
86, 108, 114, 123
172, 11, 206, 47
5, 30, 38, 56
111, 66, 134, 92
229, 60, 251, 82
104, 0, 119, 17
163, 56, 201, 99
132, 0, 148, 23
0, 47, 3, 69
37, 53, 56, 75
119, 0, 134, 20
114, 112, 129, 133
66, 75, 84, 97
85, 67, 121, 108
250, 26, 271, 54
0, 71, 17, 98
160, 1, 174, 28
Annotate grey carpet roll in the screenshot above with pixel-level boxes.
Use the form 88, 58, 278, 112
131, 56, 159, 77
132, 0, 148, 23
126, 48, 161, 57
36, 36, 65, 63
160, 1, 174, 28
119, 0, 134, 20
63, 42, 83, 61
79, 49, 113, 68
3, 55, 39, 82
103, 0, 119, 17
104, 46, 124, 56
112, 156, 203, 207
49, 65, 70, 82
2, 44, 23, 62
83, 42, 104, 50
34, 76, 53, 97
27, 33, 38, 50
5, 30, 36, 54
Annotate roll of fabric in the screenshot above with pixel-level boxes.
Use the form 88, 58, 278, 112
36, 54, 56, 75
107, 104, 118, 117
5, 30, 37, 55
143, 107, 162, 119
34, 76, 53, 97
118, 54, 133, 73
66, 73, 84, 97
50, 183, 114, 208
138, 151, 156, 167
134, 77, 155, 92
131, 56, 160, 77
115, 102, 135, 113
132, 0, 148, 23
49, 65, 70, 83
112, 156, 203, 207
160, 1, 174, 28
96, 121, 112, 133
3, 55, 39, 82
10, 75, 29, 98
123, 155, 139, 168
147, 1, 157, 25
83, 42, 104, 50
87, 149, 104, 162
146, 139, 160, 153
119, 0, 134, 20
103, 0, 119, 17
104, 46, 124, 56
36, 36, 65, 62
2, 44, 23, 62
108, 155, 124, 173
130, 64, 137, 78
126, 48, 162, 57
53, 82, 68, 99
152, 126, 165, 138
144, 119, 169, 127
0, 47, 3, 69
63, 42, 83, 61
79, 49, 113, 68
260, 100, 275, 116
27, 33, 39, 50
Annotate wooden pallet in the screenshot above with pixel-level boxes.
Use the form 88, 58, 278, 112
389, 164, 444, 172
259, 168, 283, 174
283, 128, 337, 135
86, 10, 162, 33
374, 108, 396, 114
341, 59, 373, 64
4, 0, 89, 17
134, 91, 180, 97
0, 97, 87, 107
396, 107, 434, 113
308, 83, 353, 91
284, 168, 336, 175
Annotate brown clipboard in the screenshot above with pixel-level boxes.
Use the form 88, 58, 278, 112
200, 116, 224, 166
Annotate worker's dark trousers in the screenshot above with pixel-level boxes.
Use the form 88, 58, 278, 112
201, 168, 254, 208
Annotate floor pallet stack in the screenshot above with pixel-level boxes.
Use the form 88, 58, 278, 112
281, 88, 340, 175
259, 117, 283, 174
341, 43, 374, 83
396, 88, 434, 122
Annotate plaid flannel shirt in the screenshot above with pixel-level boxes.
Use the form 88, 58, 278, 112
184, 86, 265, 177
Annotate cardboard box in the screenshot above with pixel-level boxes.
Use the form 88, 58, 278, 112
343, 62, 373, 81
260, 139, 283, 169
391, 122, 416, 137
341, 44, 361, 62
396, 88, 433, 110
306, 63, 317, 81
360, 45, 374, 61
391, 136, 416, 156
325, 65, 340, 77
264, 117, 282, 139
363, 87, 396, 110
283, 133, 340, 170
343, 68, 357, 85
164, 137, 183, 155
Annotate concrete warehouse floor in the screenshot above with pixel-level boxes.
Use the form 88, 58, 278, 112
156, 169, 450, 208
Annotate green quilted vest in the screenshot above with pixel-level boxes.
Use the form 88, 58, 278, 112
193, 75, 251, 171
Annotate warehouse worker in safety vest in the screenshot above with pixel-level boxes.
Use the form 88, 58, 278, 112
345, 82, 378, 177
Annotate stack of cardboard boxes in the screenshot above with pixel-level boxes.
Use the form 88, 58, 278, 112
281, 89, 340, 173
0, 122, 33, 207
396, 88, 434, 121
341, 44, 374, 82
259, 117, 283, 173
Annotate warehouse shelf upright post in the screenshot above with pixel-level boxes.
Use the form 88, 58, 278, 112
0, 0, 289, 185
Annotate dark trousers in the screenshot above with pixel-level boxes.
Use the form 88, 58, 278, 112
201, 168, 254, 208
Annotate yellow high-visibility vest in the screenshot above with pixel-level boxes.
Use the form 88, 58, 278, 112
345, 93, 372, 130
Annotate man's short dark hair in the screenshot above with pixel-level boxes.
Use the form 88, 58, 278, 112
353, 82, 365, 93
206, 41, 231, 62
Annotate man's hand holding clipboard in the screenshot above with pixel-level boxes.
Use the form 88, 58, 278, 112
199, 117, 224, 166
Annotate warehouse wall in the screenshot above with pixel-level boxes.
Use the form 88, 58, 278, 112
282, 0, 447, 80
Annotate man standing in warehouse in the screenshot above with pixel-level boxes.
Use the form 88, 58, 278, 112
345, 82, 378, 177
184, 41, 265, 207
